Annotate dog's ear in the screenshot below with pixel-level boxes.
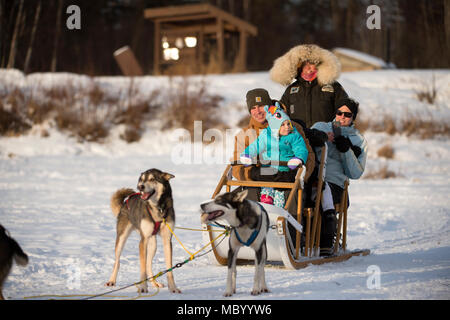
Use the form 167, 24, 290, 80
232, 189, 248, 203
162, 172, 175, 181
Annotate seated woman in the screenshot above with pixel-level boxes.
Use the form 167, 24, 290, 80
240, 102, 309, 208
310, 98, 368, 256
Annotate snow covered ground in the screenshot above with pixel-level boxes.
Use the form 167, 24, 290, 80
0, 69, 449, 301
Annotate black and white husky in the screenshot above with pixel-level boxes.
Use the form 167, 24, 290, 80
201, 189, 270, 297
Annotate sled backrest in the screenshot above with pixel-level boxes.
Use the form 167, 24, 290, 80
291, 121, 316, 182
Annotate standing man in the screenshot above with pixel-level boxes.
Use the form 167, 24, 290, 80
270, 44, 349, 128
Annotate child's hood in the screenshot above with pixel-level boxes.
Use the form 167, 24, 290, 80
264, 103, 292, 134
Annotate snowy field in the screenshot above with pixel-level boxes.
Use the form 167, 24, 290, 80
0, 69, 449, 301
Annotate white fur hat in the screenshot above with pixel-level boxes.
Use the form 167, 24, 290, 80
269, 44, 341, 86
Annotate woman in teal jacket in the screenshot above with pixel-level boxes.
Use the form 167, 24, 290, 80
241, 102, 308, 207
310, 98, 367, 255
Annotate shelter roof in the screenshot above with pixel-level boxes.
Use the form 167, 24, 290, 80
144, 3, 257, 36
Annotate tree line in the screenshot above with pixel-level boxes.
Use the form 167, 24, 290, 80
1, 0, 448, 76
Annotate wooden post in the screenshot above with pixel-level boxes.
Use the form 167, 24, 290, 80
154, 20, 161, 75
216, 18, 224, 73
314, 215, 321, 256
233, 30, 247, 72
304, 208, 312, 257
342, 182, 349, 251
284, 167, 303, 211
114, 46, 144, 76
239, 30, 247, 72
310, 146, 327, 254
334, 205, 344, 254
212, 164, 231, 198
198, 28, 204, 73
334, 180, 348, 254
295, 189, 303, 259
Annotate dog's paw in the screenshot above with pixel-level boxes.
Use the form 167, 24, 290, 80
169, 286, 182, 294
223, 289, 235, 297
251, 287, 269, 295
251, 290, 261, 296
261, 288, 270, 293
105, 281, 116, 287
136, 281, 149, 293
136, 282, 148, 293
138, 287, 148, 293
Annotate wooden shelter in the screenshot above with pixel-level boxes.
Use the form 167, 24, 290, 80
144, 3, 257, 75
332, 47, 388, 72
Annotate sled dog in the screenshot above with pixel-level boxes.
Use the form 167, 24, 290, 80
201, 189, 269, 296
0, 224, 29, 300
105, 169, 180, 293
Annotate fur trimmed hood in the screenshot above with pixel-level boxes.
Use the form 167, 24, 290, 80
270, 44, 341, 86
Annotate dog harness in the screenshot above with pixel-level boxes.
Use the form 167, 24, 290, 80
125, 193, 161, 236
234, 205, 268, 247
234, 227, 260, 247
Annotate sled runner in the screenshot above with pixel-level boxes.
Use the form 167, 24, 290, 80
202, 145, 370, 270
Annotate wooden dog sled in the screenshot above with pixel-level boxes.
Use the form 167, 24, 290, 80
202, 145, 369, 270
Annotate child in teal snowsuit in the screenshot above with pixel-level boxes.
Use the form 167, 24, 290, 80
240, 102, 308, 207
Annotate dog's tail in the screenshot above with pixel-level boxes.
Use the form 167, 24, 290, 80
110, 188, 136, 217
12, 239, 29, 266
0, 225, 28, 266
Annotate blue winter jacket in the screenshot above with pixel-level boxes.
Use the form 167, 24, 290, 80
311, 121, 367, 188
242, 126, 309, 172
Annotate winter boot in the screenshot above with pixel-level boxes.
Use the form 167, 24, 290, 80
260, 194, 274, 204
320, 209, 337, 256
273, 189, 285, 208
260, 187, 275, 204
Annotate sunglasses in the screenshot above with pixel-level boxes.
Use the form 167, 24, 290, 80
336, 110, 353, 118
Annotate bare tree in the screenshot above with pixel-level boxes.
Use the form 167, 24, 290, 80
51, 0, 63, 72
243, 0, 250, 21
24, 0, 42, 73
228, 0, 235, 15
6, 0, 24, 69
0, 1, 3, 68
445, 0, 450, 61
131, 0, 146, 53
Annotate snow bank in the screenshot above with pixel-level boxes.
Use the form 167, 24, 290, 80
1, 68, 449, 157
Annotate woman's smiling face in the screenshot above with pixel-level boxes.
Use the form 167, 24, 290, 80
335, 105, 353, 127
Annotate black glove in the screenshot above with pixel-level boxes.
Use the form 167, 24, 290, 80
292, 119, 327, 147
306, 128, 328, 147
334, 135, 351, 153
350, 145, 362, 158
